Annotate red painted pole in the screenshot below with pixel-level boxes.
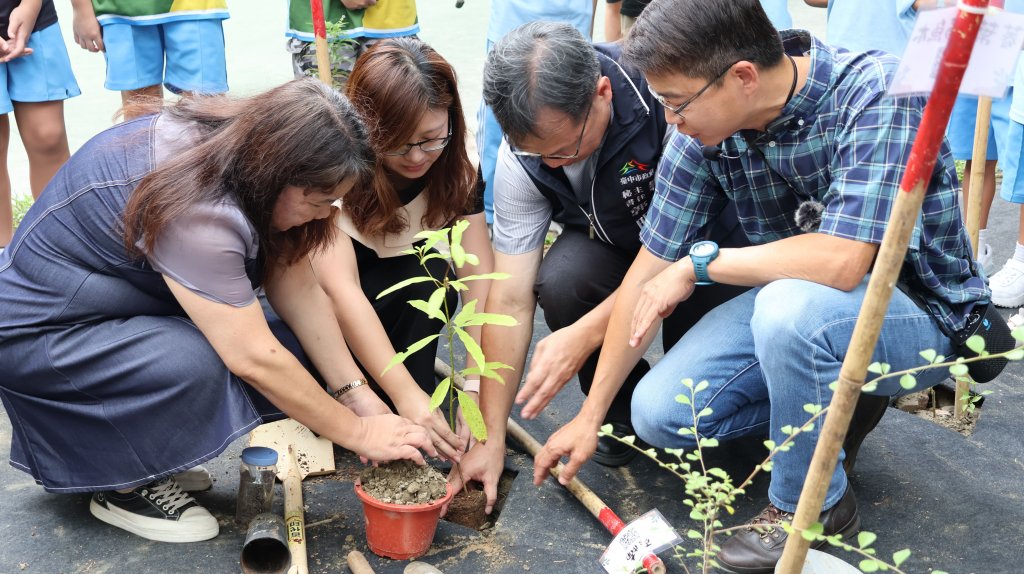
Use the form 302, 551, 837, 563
776, 2, 990, 572
309, 0, 334, 86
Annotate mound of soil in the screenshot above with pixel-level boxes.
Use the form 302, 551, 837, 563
359, 461, 447, 505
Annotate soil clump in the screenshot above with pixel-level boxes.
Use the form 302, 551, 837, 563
359, 461, 447, 505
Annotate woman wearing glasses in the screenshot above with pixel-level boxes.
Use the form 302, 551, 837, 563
310, 38, 491, 460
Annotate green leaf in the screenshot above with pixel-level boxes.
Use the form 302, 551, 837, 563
450, 218, 468, 251
892, 548, 911, 567
457, 389, 487, 442
949, 363, 969, 377
1012, 326, 1024, 342
697, 407, 713, 418
376, 276, 435, 300
464, 252, 480, 266
862, 381, 878, 393
455, 327, 486, 372
857, 531, 877, 549
800, 522, 824, 541
448, 280, 468, 292
1007, 348, 1024, 361
763, 440, 777, 451
681, 378, 695, 388
450, 242, 467, 268
698, 437, 719, 448
694, 380, 710, 393
456, 272, 512, 283
859, 559, 880, 572
382, 334, 440, 375
676, 394, 692, 405
599, 423, 614, 435
453, 304, 519, 328
427, 286, 448, 318
408, 299, 446, 322
966, 334, 986, 354
430, 377, 451, 411
899, 373, 917, 390
413, 228, 449, 252
803, 404, 822, 415
919, 348, 937, 363
867, 362, 884, 375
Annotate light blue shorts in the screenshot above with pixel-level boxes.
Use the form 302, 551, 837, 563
0, 21, 81, 114
101, 19, 228, 94
946, 91, 1013, 161
1000, 120, 1024, 203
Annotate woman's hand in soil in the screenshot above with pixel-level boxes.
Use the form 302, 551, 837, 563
533, 415, 599, 486
395, 393, 467, 462
335, 384, 392, 417
447, 439, 504, 515
455, 391, 479, 451
631, 259, 695, 347
354, 414, 434, 465
517, 324, 594, 419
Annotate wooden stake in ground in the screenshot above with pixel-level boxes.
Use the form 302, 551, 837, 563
959, 94, 994, 418
505, 419, 667, 574
776, 2, 991, 572
310, 0, 334, 86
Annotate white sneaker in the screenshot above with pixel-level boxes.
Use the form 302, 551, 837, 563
977, 243, 994, 277
172, 465, 213, 492
989, 258, 1024, 307
90, 477, 219, 543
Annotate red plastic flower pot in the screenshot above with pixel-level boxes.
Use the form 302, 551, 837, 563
354, 481, 454, 560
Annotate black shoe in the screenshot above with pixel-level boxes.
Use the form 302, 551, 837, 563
592, 422, 644, 467
842, 394, 890, 473
716, 486, 860, 574
89, 477, 219, 543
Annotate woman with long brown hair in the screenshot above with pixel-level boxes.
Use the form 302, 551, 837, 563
310, 38, 493, 460
0, 79, 433, 544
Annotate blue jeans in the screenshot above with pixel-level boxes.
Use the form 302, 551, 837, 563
631, 277, 955, 512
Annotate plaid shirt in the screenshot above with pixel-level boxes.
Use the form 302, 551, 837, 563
641, 31, 988, 333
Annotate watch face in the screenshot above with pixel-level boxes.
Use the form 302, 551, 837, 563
691, 242, 715, 257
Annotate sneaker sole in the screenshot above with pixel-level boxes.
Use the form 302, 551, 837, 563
89, 498, 219, 543
991, 293, 1024, 308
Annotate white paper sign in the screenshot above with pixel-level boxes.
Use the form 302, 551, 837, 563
598, 509, 681, 574
889, 7, 1024, 98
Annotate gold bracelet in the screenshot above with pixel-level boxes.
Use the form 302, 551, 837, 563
331, 378, 367, 400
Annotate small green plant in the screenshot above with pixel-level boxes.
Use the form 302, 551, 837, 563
376, 219, 516, 444
12, 194, 32, 230
600, 330, 1024, 574
319, 17, 360, 89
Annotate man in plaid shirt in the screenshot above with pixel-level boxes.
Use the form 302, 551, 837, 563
531, 0, 992, 571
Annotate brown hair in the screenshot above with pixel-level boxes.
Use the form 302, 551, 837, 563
123, 79, 375, 276
344, 37, 476, 237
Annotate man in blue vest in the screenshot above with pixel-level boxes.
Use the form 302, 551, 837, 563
450, 21, 748, 512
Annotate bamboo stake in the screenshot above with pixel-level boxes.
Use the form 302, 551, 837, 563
310, 0, 334, 87
776, 3, 990, 572
959, 95, 993, 418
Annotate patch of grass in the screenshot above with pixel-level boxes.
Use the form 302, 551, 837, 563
12, 194, 33, 230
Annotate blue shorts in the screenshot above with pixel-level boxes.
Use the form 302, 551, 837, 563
0, 22, 81, 114
1000, 120, 1024, 203
946, 92, 1013, 161
102, 19, 228, 94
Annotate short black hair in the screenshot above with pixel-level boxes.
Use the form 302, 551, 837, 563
624, 0, 783, 81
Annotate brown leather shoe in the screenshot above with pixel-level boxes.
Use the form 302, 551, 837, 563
715, 486, 861, 574
842, 394, 890, 473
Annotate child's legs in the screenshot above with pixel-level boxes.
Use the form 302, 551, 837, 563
0, 114, 12, 247
161, 20, 228, 95
101, 23, 165, 113
11, 101, 70, 198
999, 118, 1024, 243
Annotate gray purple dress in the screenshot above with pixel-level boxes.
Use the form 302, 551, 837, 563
0, 114, 295, 493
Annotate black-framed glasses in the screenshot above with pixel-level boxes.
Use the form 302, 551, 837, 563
383, 116, 453, 157
648, 60, 740, 119
509, 99, 593, 160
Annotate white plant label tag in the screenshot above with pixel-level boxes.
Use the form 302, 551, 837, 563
889, 6, 1024, 98
599, 509, 681, 574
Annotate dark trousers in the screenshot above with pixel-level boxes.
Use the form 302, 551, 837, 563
535, 223, 750, 425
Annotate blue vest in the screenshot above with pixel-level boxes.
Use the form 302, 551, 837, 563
516, 43, 667, 253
